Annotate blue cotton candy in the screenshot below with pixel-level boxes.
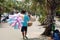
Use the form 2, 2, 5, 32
14, 23, 19, 29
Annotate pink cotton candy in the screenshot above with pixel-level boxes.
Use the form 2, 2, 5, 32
8, 14, 23, 29
11, 17, 22, 29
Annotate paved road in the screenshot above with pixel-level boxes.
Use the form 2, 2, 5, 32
55, 17, 60, 31
0, 18, 45, 40
0, 17, 60, 40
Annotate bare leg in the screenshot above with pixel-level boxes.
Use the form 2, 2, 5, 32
22, 32, 24, 39
25, 31, 27, 37
25, 31, 28, 39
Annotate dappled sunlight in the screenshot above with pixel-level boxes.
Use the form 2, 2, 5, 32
0, 0, 60, 40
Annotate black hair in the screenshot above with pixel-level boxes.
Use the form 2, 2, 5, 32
21, 10, 26, 14
54, 29, 59, 33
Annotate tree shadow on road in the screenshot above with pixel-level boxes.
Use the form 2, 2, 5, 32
29, 38, 40, 40
24, 38, 46, 40
24, 38, 40, 40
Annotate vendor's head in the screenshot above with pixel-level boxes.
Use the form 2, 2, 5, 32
54, 29, 59, 33
21, 10, 26, 14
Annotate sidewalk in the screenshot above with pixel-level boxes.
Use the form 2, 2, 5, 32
0, 19, 45, 40
0, 17, 60, 40
55, 17, 60, 31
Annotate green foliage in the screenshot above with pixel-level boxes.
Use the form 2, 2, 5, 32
32, 0, 60, 23
0, 0, 22, 13
0, 0, 60, 17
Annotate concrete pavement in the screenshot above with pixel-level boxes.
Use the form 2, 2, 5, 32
0, 17, 60, 40
0, 20, 45, 40
55, 17, 60, 31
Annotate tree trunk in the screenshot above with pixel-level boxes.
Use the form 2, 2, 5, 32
0, 6, 2, 23
0, 13, 1, 23
42, 0, 56, 36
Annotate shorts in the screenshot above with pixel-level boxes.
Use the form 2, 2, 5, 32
21, 26, 27, 32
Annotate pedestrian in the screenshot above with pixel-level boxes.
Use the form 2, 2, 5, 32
52, 29, 60, 40
21, 10, 30, 39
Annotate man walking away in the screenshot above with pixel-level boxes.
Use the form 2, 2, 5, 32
21, 10, 30, 40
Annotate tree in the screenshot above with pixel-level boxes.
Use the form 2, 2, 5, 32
38, 0, 60, 36
31, 0, 60, 36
